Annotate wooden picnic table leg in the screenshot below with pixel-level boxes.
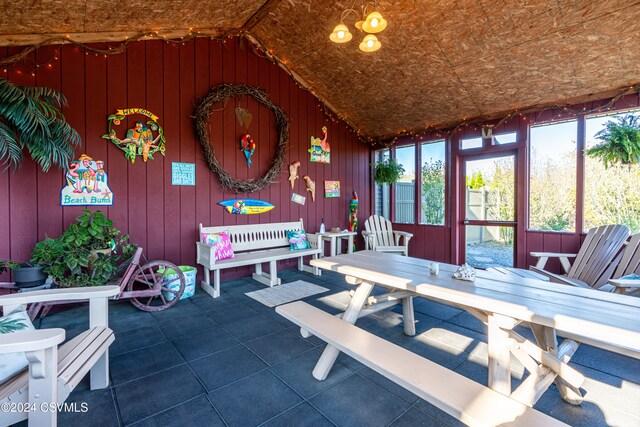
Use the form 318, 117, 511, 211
530, 324, 583, 405
487, 313, 512, 396
401, 296, 416, 336
312, 278, 374, 380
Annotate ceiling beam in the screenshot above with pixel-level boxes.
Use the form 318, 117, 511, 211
0, 28, 237, 47
241, 0, 284, 31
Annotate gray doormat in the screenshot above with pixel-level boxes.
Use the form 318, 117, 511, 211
245, 280, 329, 307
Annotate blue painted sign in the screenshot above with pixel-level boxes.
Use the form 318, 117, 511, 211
172, 162, 195, 186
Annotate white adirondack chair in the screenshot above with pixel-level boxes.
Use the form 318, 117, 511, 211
529, 224, 630, 289
604, 233, 640, 294
0, 285, 118, 426
362, 215, 413, 256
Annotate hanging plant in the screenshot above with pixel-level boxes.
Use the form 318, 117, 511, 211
585, 114, 640, 168
0, 77, 81, 171
372, 157, 405, 184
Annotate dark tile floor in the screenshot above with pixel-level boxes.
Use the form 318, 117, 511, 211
26, 269, 640, 426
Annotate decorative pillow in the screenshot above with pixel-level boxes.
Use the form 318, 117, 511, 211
0, 307, 35, 385
620, 273, 640, 280
287, 230, 312, 250
201, 232, 235, 261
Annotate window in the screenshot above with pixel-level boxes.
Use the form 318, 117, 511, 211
395, 145, 416, 224
584, 110, 640, 233
493, 132, 517, 145
420, 140, 446, 225
374, 149, 390, 219
529, 120, 577, 231
460, 137, 483, 150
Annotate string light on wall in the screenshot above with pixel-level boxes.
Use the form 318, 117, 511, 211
329, 1, 387, 53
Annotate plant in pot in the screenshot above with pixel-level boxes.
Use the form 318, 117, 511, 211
31, 210, 135, 287
585, 114, 640, 168
372, 157, 405, 184
0, 259, 48, 289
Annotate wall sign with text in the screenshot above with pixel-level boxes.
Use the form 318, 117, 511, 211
172, 162, 196, 186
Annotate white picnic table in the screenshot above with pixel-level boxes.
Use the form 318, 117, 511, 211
309, 251, 640, 407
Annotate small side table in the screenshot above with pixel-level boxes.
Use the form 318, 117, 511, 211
316, 231, 357, 257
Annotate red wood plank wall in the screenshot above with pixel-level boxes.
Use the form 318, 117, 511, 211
389, 93, 640, 272
0, 38, 371, 282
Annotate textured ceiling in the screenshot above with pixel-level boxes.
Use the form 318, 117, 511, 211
2, 0, 640, 139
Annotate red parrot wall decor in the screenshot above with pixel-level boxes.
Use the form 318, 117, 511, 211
240, 133, 256, 168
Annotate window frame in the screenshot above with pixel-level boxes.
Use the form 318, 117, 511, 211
526, 118, 579, 233
419, 139, 447, 226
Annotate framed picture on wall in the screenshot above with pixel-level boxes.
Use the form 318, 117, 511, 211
324, 181, 340, 198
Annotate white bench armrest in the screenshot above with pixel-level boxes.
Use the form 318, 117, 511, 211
530, 252, 577, 258
608, 278, 640, 288
0, 328, 65, 354
0, 285, 120, 307
529, 252, 577, 272
393, 231, 413, 238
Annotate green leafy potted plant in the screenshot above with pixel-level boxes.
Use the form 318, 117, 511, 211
372, 157, 405, 184
0, 77, 81, 171
0, 259, 48, 288
31, 210, 134, 287
585, 114, 640, 168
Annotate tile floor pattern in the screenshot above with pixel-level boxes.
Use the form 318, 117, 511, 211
20, 269, 640, 426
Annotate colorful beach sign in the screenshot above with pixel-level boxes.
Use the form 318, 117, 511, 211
61, 154, 113, 206
218, 199, 275, 215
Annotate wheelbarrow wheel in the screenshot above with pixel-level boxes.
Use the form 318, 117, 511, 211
127, 261, 186, 312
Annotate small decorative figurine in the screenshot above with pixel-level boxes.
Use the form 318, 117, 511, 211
453, 263, 476, 282
240, 134, 256, 168
348, 191, 358, 252
303, 175, 316, 202
429, 262, 440, 275
289, 161, 301, 189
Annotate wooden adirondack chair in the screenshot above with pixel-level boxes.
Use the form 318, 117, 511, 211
362, 215, 413, 256
529, 224, 630, 289
0, 286, 118, 426
604, 233, 640, 294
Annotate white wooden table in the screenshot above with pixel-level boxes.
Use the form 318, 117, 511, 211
310, 251, 640, 407
316, 231, 357, 257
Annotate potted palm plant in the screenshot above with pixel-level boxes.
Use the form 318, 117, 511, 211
0, 77, 80, 171
585, 114, 640, 168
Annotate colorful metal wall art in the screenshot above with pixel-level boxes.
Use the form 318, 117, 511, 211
102, 108, 166, 163
309, 126, 330, 163
60, 154, 113, 206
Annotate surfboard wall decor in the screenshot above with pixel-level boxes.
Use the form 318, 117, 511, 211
218, 199, 275, 215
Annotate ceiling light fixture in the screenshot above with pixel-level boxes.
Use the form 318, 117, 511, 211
329, 1, 387, 53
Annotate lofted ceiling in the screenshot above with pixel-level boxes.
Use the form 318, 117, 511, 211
2, 0, 640, 140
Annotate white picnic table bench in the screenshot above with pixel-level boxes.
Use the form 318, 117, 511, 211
278, 251, 640, 426
196, 219, 322, 298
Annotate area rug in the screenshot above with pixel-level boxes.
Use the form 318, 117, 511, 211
245, 280, 329, 307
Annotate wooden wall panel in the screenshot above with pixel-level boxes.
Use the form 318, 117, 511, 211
145, 40, 165, 261
0, 37, 372, 284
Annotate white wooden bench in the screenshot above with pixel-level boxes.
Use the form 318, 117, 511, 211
276, 301, 567, 427
197, 219, 322, 298
0, 285, 118, 427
